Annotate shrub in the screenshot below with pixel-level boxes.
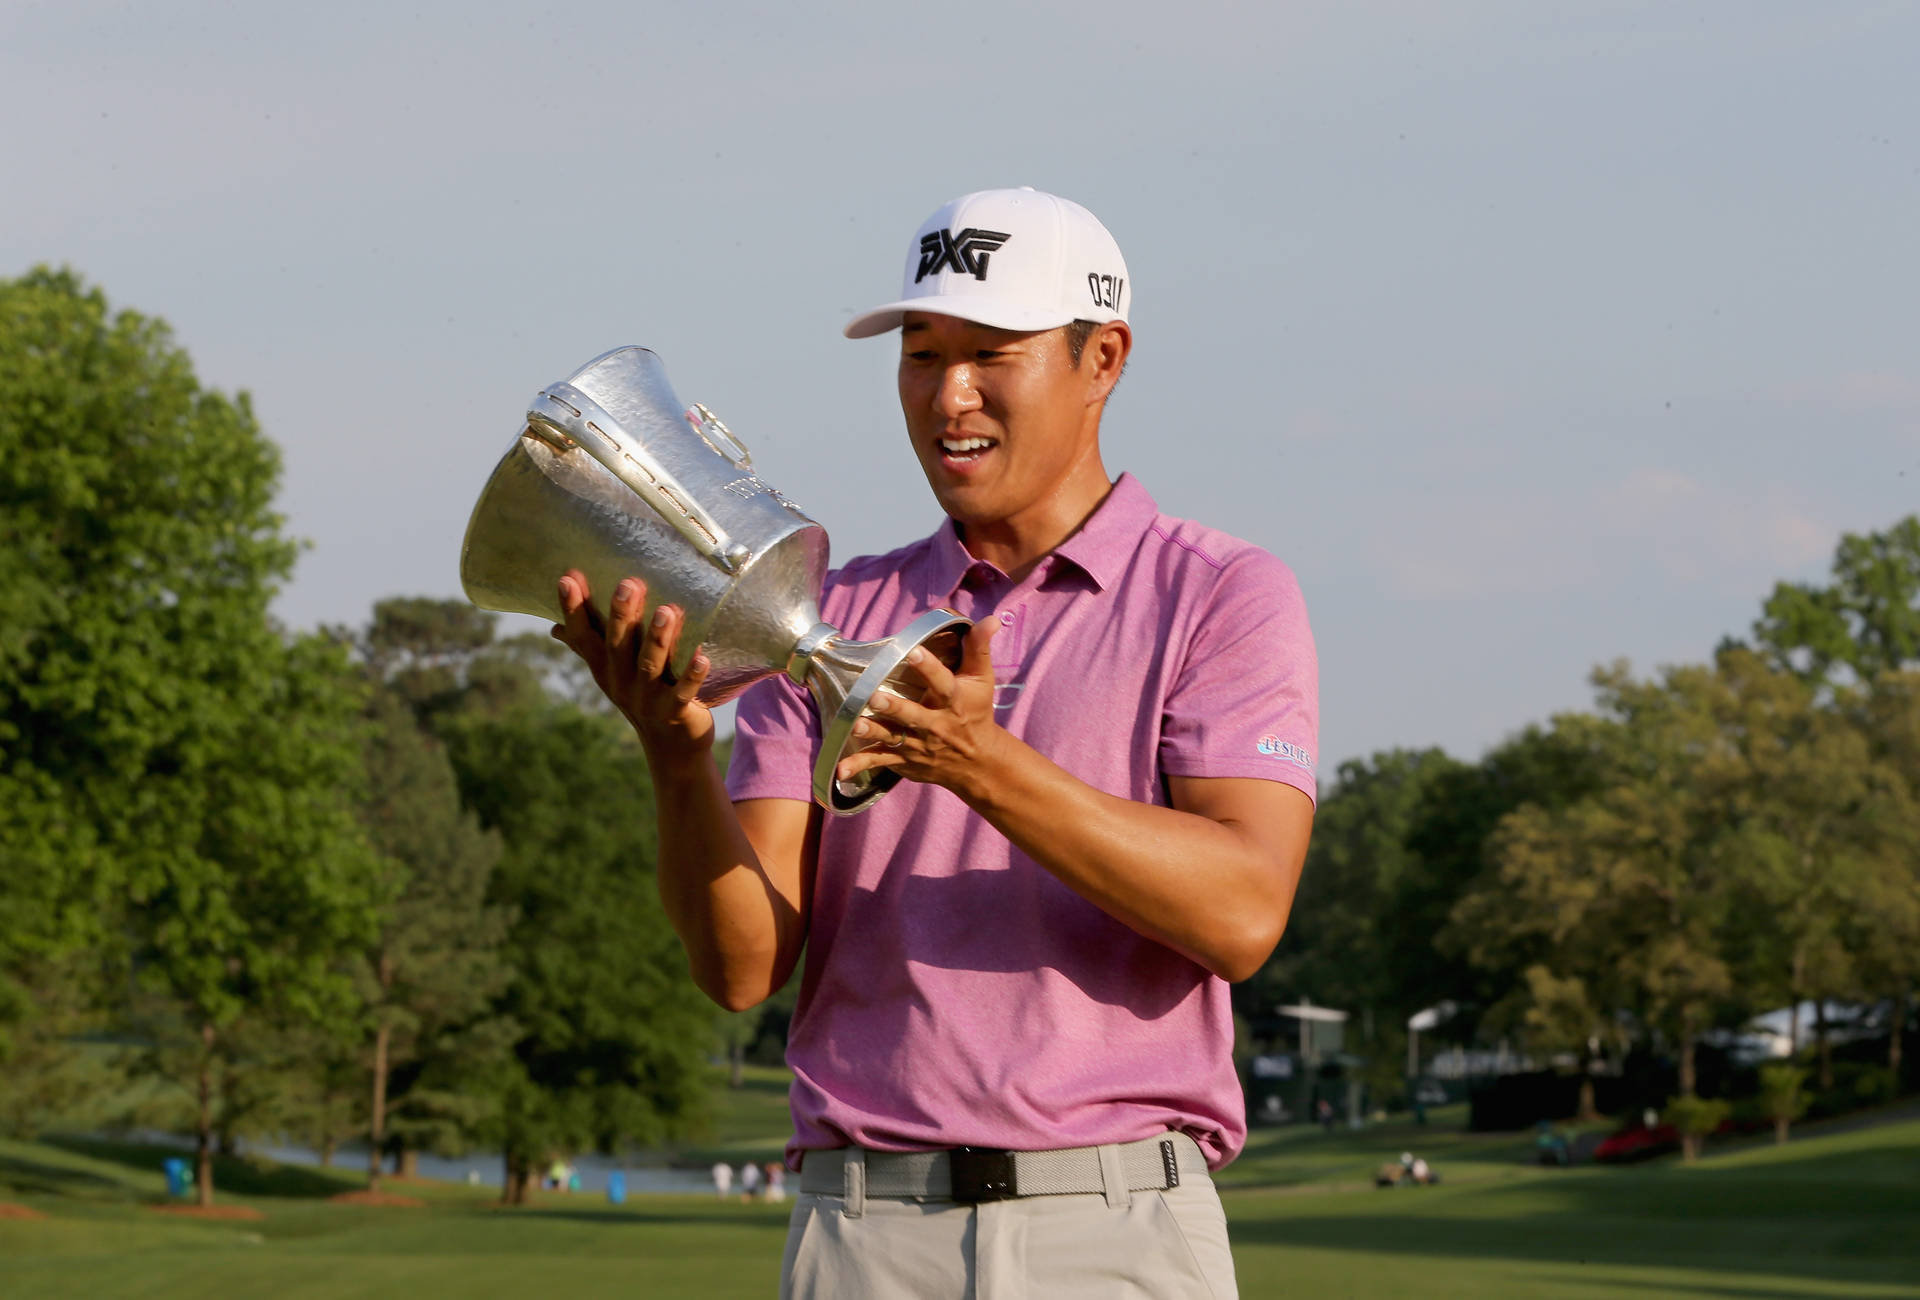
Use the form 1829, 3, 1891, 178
1757, 1064, 1810, 1143
1664, 1095, 1731, 1162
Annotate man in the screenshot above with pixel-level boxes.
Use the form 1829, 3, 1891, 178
553, 187, 1317, 1297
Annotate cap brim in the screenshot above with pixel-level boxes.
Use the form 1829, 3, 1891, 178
843, 296, 1079, 340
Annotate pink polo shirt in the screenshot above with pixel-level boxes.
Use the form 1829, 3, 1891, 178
725, 473, 1317, 1171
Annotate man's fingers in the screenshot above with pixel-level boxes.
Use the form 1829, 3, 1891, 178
837, 745, 905, 782
605, 576, 646, 651
637, 602, 679, 682
555, 572, 606, 670
560, 570, 606, 636
959, 613, 1004, 681
903, 644, 957, 705
672, 650, 711, 706
865, 691, 931, 736
603, 577, 650, 692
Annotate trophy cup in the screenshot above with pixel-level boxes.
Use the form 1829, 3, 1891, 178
460, 346, 969, 814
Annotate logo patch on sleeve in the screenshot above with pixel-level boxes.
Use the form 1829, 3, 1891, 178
1256, 735, 1314, 772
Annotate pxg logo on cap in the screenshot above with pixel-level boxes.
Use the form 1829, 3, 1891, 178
915, 228, 1012, 283
844, 187, 1130, 339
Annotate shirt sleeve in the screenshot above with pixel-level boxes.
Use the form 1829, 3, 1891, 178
1157, 548, 1319, 803
724, 673, 819, 804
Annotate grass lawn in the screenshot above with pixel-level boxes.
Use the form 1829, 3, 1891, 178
4, 1092, 1917, 1298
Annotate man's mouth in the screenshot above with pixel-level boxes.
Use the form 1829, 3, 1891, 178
939, 436, 998, 466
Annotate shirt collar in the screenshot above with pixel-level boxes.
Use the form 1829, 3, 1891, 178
922, 472, 1160, 604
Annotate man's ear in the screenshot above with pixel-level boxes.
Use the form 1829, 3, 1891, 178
1087, 321, 1132, 404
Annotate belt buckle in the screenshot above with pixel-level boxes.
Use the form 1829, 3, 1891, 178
948, 1147, 1016, 1203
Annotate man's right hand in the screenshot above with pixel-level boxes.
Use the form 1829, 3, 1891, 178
551, 569, 714, 758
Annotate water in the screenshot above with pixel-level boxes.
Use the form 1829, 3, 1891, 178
111, 1129, 724, 1196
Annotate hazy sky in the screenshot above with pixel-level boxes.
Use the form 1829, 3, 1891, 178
5, 1, 1915, 772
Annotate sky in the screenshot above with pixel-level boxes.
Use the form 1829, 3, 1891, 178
4, 0, 1915, 773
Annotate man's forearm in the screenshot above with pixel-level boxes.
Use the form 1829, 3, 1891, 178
647, 750, 807, 1011
951, 738, 1306, 983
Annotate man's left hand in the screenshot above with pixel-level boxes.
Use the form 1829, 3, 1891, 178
834, 612, 1011, 802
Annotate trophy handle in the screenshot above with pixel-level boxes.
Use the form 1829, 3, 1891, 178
528, 382, 753, 575
686, 403, 753, 470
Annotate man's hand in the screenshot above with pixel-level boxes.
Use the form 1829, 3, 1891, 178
550, 569, 714, 758
833, 613, 1012, 801
832, 607, 1308, 982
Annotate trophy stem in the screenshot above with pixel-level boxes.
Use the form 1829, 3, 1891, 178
801, 609, 971, 815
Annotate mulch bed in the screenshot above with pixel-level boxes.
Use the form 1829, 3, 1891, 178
144, 1204, 266, 1220
0, 1202, 47, 1220
328, 1190, 426, 1208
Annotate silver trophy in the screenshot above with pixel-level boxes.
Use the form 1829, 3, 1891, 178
460, 346, 968, 814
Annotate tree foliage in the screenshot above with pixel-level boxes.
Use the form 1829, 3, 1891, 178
353, 689, 513, 1188
1254, 518, 1920, 1122
1, 270, 386, 1199
1751, 517, 1920, 686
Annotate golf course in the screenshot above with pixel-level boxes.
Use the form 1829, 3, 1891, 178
4, 1074, 1917, 1299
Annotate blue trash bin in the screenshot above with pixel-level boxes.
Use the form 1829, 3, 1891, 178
163, 1157, 190, 1199
607, 1170, 626, 1205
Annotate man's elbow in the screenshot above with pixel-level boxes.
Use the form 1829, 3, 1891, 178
1209, 906, 1289, 984
1213, 887, 1290, 979
690, 958, 781, 1014
710, 983, 768, 1014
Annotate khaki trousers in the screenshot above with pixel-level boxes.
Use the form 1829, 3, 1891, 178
778, 1165, 1239, 1299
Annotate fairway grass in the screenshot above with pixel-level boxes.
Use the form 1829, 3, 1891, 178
4, 1107, 1917, 1298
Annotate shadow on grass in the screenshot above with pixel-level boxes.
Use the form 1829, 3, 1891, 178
517, 1204, 793, 1231
1546, 1276, 1920, 1300
0, 1150, 143, 1202
40, 1135, 357, 1200
1230, 1141, 1920, 1290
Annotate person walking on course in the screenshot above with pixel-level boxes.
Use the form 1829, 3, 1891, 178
553, 187, 1317, 1298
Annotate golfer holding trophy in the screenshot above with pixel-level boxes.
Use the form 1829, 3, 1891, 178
463, 188, 1318, 1297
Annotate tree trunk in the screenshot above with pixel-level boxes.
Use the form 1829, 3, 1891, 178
398, 1147, 419, 1180
1789, 948, 1805, 1056
1815, 1001, 1833, 1089
216, 1059, 239, 1157
1892, 985, 1908, 1079
502, 1151, 536, 1205
367, 951, 397, 1192
320, 1133, 336, 1167
1577, 1077, 1598, 1122
1679, 1035, 1697, 1099
1774, 1115, 1790, 1145
1681, 1133, 1700, 1163
368, 1018, 391, 1193
195, 1022, 216, 1208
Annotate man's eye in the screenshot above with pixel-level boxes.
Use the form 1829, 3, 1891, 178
975, 350, 1004, 361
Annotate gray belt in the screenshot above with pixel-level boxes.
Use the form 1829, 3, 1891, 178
798, 1132, 1205, 1204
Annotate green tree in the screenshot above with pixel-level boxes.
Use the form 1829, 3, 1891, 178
1854, 672, 1920, 1081
1758, 1063, 1812, 1144
1710, 654, 1905, 1087
1664, 1094, 1730, 1162
0, 267, 289, 1049
0, 269, 384, 1196
1241, 748, 1466, 1089
354, 690, 513, 1191
352, 596, 718, 1202
444, 701, 714, 1203
1452, 664, 1745, 1098
1407, 723, 1607, 1050
126, 632, 385, 1204
1750, 516, 1920, 687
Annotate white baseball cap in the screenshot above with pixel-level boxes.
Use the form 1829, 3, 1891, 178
843, 187, 1131, 339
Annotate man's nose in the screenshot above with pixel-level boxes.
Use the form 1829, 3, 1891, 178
932, 365, 982, 417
